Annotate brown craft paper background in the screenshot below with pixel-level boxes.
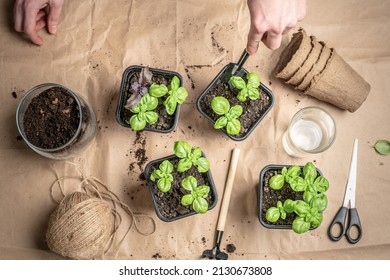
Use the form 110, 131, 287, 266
1, 0, 390, 260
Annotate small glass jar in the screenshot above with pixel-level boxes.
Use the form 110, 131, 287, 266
16, 83, 97, 160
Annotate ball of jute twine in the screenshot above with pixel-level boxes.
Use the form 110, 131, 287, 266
46, 161, 156, 260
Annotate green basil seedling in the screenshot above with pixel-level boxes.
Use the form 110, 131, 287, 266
163, 76, 188, 115
269, 166, 301, 190
211, 96, 243, 135
265, 201, 286, 223
181, 176, 210, 214
292, 217, 311, 234
264, 162, 330, 234
129, 93, 158, 131
229, 72, 261, 102
150, 160, 174, 192
173, 141, 210, 173
269, 174, 284, 190
303, 162, 317, 185
301, 162, 329, 205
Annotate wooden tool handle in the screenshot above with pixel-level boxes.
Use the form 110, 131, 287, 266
217, 148, 240, 231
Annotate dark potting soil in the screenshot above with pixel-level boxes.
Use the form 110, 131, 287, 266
23, 87, 84, 149
199, 79, 271, 138
149, 158, 216, 220
226, 243, 236, 253
120, 72, 176, 131
261, 169, 303, 226
128, 132, 149, 174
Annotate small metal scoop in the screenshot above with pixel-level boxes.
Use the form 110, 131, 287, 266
221, 49, 250, 86
202, 148, 240, 260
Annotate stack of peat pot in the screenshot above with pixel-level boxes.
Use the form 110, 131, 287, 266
274, 28, 371, 112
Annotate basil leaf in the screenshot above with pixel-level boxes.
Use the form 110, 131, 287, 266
169, 76, 180, 91
144, 111, 158, 124
174, 141, 192, 158
175, 87, 188, 104
308, 208, 323, 227
313, 176, 329, 193
247, 87, 259, 100
214, 116, 228, 129
191, 147, 202, 161
157, 178, 171, 193
143, 94, 158, 111
374, 140, 390, 155
193, 197, 208, 214
287, 166, 301, 178
303, 162, 317, 184
277, 201, 287, 220
148, 83, 168, 98
229, 76, 246, 89
269, 174, 284, 190
310, 193, 328, 212
246, 72, 260, 88
181, 176, 197, 191
181, 194, 194, 206
266, 207, 280, 223
226, 119, 241, 135
283, 199, 295, 214
211, 96, 230, 115
229, 105, 243, 119
177, 158, 193, 172
292, 217, 311, 234
150, 172, 157, 182
195, 157, 210, 173
129, 114, 146, 131
293, 200, 310, 217
160, 160, 173, 174
163, 95, 177, 115
289, 176, 307, 192
303, 191, 315, 204
237, 88, 248, 102
194, 185, 210, 198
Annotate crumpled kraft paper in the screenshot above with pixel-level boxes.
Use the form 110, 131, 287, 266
0, 0, 389, 260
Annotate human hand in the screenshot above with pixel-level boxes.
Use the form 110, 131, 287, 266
14, 0, 64, 45
246, 0, 306, 54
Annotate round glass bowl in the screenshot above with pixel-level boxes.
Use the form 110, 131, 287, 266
16, 83, 97, 160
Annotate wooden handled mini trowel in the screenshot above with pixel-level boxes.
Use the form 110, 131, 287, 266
221, 49, 249, 87
201, 148, 240, 260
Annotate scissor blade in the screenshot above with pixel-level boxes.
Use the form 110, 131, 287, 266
343, 138, 358, 208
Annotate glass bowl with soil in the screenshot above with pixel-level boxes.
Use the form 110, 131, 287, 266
116, 65, 184, 133
16, 83, 97, 160
144, 154, 218, 222
258, 164, 325, 232
196, 63, 274, 141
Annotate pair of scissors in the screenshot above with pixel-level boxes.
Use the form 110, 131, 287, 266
328, 138, 362, 244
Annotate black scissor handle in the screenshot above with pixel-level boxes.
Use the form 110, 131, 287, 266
328, 207, 348, 241
345, 208, 362, 244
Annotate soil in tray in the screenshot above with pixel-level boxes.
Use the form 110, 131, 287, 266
149, 158, 216, 220
199, 79, 271, 138
23, 87, 86, 149
261, 169, 303, 226
120, 72, 175, 131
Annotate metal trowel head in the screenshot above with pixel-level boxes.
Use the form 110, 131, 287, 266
201, 246, 228, 260
221, 49, 249, 85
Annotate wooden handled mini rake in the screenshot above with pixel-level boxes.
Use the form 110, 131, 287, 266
202, 148, 240, 260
